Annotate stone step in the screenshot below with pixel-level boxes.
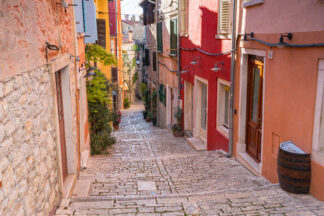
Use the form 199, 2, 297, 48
187, 137, 206, 151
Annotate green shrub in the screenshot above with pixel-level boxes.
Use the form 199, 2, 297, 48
124, 98, 130, 109
91, 131, 116, 155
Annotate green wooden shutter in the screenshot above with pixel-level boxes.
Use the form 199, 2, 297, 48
157, 22, 163, 52
170, 19, 177, 55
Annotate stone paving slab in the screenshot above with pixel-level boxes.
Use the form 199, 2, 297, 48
55, 103, 324, 216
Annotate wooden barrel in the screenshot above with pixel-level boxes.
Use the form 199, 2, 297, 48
277, 141, 311, 194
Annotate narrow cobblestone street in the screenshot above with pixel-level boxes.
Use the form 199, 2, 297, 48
55, 104, 324, 216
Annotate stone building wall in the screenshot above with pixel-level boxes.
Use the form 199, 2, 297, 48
0, 65, 61, 216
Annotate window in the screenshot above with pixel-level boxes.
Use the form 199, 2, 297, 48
153, 52, 157, 71
179, 0, 188, 36
218, 0, 231, 36
96, 19, 106, 49
145, 49, 150, 66
170, 18, 178, 55
157, 22, 163, 52
217, 79, 231, 137
112, 67, 118, 83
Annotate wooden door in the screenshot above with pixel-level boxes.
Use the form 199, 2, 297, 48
246, 56, 263, 162
55, 71, 68, 181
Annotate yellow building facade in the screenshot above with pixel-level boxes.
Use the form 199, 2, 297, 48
94, 0, 112, 80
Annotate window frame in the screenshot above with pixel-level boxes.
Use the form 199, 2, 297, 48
217, 0, 232, 38
157, 22, 163, 53
217, 78, 231, 138
170, 18, 178, 56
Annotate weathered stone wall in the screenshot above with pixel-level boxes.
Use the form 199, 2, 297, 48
0, 65, 61, 215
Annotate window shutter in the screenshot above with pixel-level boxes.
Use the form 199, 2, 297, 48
179, 0, 188, 36
153, 52, 157, 71
218, 0, 231, 35
157, 22, 163, 52
96, 19, 106, 49
170, 19, 177, 55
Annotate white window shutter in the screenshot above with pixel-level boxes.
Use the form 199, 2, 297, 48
218, 0, 231, 35
180, 0, 188, 36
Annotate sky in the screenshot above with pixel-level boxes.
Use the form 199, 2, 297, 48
121, 0, 142, 20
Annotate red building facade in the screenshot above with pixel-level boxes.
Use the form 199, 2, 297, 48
180, 0, 233, 151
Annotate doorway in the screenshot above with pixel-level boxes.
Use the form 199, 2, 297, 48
246, 55, 264, 162
194, 77, 208, 141
55, 71, 68, 181
167, 86, 173, 126
184, 81, 193, 135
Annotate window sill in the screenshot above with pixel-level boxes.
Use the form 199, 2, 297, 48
243, 0, 264, 8
217, 125, 229, 139
215, 34, 232, 40
168, 53, 177, 57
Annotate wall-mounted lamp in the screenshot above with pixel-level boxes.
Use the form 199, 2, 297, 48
70, 55, 80, 62
278, 33, 293, 48
190, 57, 201, 65
242, 32, 254, 42
136, 58, 140, 65
56, 0, 78, 12
180, 66, 189, 74
83, 67, 96, 79
210, 62, 224, 72
45, 42, 59, 62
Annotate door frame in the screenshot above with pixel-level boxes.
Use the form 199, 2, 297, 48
50, 55, 78, 194
193, 76, 208, 146
237, 48, 266, 175
184, 81, 193, 133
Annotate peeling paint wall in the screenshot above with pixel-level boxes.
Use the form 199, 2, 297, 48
0, 0, 75, 81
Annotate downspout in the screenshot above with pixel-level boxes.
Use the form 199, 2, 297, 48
224, 0, 237, 158
156, 2, 160, 126
72, 0, 81, 174
177, 0, 181, 106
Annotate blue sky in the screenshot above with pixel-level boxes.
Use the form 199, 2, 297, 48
121, 0, 142, 20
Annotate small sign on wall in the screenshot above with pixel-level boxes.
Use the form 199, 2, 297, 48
243, 0, 264, 8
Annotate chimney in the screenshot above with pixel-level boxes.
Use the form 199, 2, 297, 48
128, 31, 133, 42
125, 15, 129, 20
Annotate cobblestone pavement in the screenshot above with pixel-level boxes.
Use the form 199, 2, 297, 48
55, 103, 324, 216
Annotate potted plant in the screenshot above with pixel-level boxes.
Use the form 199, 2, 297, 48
112, 111, 121, 130
152, 116, 157, 126
172, 108, 184, 137
142, 110, 148, 119
146, 111, 153, 122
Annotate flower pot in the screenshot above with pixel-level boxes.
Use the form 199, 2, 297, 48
146, 118, 151, 122
113, 124, 119, 130
143, 112, 147, 119
173, 130, 184, 137
152, 118, 157, 126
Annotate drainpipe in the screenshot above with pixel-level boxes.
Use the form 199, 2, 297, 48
156, 2, 160, 126
224, 0, 237, 158
177, 0, 181, 106
72, 0, 81, 175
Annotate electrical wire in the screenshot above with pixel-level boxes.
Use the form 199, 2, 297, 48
240, 34, 324, 48
158, 62, 178, 72
180, 47, 234, 56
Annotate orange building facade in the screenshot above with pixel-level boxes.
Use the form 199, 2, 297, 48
233, 0, 324, 201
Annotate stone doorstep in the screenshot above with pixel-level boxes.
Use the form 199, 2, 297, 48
62, 174, 77, 198
72, 180, 91, 198
187, 137, 206, 151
